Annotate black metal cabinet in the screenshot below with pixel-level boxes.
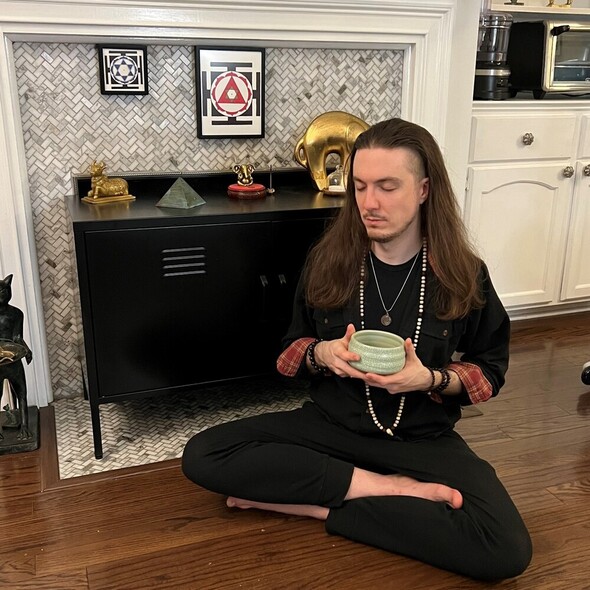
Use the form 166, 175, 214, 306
68, 172, 341, 458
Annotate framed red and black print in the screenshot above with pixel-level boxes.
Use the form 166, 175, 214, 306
196, 46, 265, 139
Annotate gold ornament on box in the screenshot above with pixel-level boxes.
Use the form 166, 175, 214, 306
326, 165, 345, 194
227, 163, 267, 200
82, 160, 135, 204
294, 111, 370, 192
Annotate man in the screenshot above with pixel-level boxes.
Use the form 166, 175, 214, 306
182, 118, 532, 581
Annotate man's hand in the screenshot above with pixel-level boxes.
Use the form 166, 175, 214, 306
314, 324, 369, 379
356, 338, 432, 394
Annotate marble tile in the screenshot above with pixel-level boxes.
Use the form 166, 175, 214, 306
53, 377, 311, 479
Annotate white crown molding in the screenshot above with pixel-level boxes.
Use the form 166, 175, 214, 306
0, 0, 479, 406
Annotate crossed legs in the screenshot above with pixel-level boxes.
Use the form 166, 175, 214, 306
227, 464, 463, 519
182, 404, 531, 580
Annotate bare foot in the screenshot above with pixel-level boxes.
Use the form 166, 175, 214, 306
227, 496, 252, 509
226, 497, 329, 520
389, 475, 463, 509
345, 468, 463, 509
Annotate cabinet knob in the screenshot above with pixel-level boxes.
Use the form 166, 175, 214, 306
563, 166, 574, 178
522, 133, 534, 146
584, 164, 590, 177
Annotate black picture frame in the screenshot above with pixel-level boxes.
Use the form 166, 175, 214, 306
196, 46, 265, 139
98, 45, 149, 95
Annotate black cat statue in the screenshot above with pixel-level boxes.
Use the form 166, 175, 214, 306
0, 274, 39, 453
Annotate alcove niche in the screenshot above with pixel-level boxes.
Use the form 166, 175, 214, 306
0, 0, 479, 406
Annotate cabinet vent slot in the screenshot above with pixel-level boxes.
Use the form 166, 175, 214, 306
161, 246, 206, 277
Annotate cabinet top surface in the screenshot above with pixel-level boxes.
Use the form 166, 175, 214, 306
473, 96, 590, 111
67, 170, 344, 228
491, 0, 590, 17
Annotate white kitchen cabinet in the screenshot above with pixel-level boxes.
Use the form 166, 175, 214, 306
466, 103, 590, 316
562, 114, 590, 301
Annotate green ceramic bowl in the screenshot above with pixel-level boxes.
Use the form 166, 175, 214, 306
348, 330, 406, 375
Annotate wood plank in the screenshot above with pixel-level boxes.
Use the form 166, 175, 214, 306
0, 452, 41, 500
38, 405, 60, 491
87, 520, 465, 590
0, 568, 89, 589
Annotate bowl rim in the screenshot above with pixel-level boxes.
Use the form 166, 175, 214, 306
350, 330, 405, 348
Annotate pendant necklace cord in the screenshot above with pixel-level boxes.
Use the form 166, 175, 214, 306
359, 238, 427, 436
369, 248, 420, 327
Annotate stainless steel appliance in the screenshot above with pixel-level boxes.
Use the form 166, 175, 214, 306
473, 11, 513, 100
508, 21, 590, 99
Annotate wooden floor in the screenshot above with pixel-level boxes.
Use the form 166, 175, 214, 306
1, 312, 589, 589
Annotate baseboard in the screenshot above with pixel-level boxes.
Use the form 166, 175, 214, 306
39, 405, 60, 491
40, 401, 180, 490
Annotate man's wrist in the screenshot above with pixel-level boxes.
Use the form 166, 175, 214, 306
307, 339, 329, 374
425, 367, 451, 395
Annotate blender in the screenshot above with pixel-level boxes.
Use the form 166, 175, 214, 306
473, 9, 514, 100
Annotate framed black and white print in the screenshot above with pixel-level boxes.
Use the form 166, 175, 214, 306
196, 47, 265, 139
98, 45, 149, 95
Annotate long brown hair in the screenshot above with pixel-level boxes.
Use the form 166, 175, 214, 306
304, 117, 484, 319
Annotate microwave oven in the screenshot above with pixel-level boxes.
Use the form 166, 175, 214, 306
507, 21, 590, 99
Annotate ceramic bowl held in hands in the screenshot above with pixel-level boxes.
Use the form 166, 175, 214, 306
348, 330, 406, 375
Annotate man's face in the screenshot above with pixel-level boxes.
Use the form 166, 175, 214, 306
353, 146, 429, 244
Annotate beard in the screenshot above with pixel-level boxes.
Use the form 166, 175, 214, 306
365, 215, 417, 244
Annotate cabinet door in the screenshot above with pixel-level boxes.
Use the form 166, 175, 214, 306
268, 217, 332, 355
562, 161, 590, 301
466, 164, 572, 308
84, 222, 272, 397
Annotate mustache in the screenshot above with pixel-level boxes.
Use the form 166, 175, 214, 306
362, 213, 387, 221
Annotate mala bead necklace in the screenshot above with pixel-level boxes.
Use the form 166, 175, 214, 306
359, 237, 427, 436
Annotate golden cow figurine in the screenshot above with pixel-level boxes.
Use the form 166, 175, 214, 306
294, 111, 370, 192
82, 160, 135, 204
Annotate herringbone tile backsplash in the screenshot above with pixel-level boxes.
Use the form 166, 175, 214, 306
54, 376, 312, 478
13, 42, 403, 400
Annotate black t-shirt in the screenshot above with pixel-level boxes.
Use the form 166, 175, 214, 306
282, 256, 510, 441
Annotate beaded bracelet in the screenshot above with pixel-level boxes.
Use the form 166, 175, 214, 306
431, 367, 451, 395
307, 339, 329, 374
425, 367, 436, 393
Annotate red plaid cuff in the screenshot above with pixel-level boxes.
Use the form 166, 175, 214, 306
448, 361, 493, 404
277, 337, 316, 377
428, 361, 492, 405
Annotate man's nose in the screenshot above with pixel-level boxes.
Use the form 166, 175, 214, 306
363, 186, 379, 209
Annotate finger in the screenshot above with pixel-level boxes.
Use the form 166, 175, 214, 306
343, 323, 356, 344
404, 338, 418, 360
342, 365, 368, 380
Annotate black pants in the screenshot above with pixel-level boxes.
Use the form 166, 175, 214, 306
182, 402, 532, 581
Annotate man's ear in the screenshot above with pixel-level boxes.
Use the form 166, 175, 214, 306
419, 178, 430, 204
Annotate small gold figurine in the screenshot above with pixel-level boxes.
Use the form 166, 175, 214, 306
228, 163, 266, 200
82, 160, 135, 204
233, 163, 255, 186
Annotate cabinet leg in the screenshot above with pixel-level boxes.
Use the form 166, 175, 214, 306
81, 361, 89, 401
90, 402, 103, 459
